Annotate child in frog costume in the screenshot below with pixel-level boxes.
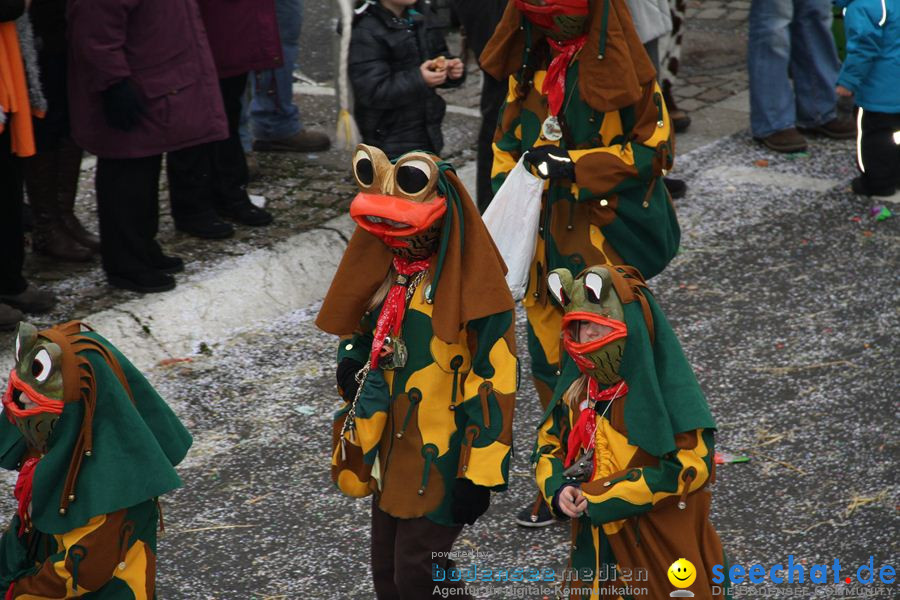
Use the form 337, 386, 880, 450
316, 144, 517, 599
535, 265, 728, 600
480, 0, 680, 526
0, 321, 192, 599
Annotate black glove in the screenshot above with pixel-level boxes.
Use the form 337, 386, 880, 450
523, 145, 575, 181
336, 357, 363, 400
450, 478, 491, 525
101, 79, 145, 131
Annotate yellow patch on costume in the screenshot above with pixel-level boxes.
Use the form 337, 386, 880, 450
644, 81, 672, 149
337, 469, 371, 497
430, 334, 471, 374
588, 225, 611, 261
354, 411, 388, 454
462, 336, 517, 396
533, 70, 547, 96
491, 143, 519, 179
598, 110, 624, 146
569, 145, 636, 167
524, 299, 562, 366
506, 75, 518, 102
48, 514, 106, 590
406, 362, 458, 455
465, 442, 510, 487
113, 540, 151, 600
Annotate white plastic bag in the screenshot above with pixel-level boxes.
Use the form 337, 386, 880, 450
482, 158, 544, 301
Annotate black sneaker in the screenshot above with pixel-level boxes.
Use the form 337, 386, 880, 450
218, 201, 273, 226
664, 177, 687, 200
515, 500, 555, 528
151, 254, 185, 275
107, 270, 176, 294
175, 217, 235, 240
851, 176, 896, 197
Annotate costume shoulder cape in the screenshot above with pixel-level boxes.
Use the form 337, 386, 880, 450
0, 331, 192, 534
553, 288, 716, 457
480, 0, 657, 113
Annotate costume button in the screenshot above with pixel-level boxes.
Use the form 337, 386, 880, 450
118, 561, 127, 570
599, 199, 608, 207
345, 343, 353, 351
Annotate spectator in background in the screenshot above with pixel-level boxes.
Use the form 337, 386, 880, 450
450, 0, 507, 212
167, 0, 283, 239
67, 0, 228, 293
748, 0, 855, 152
1, 0, 57, 329
248, 0, 331, 153
627, 0, 688, 199
25, 0, 98, 263
659, 0, 691, 133
349, 0, 465, 159
835, 0, 900, 197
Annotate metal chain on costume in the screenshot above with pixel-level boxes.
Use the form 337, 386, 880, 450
339, 270, 427, 459
339, 362, 371, 459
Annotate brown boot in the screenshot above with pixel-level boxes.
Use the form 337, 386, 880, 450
57, 138, 100, 251
24, 150, 94, 262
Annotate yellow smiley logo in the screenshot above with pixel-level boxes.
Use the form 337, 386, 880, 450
667, 558, 697, 588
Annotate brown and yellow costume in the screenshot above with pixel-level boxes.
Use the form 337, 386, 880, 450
317, 146, 517, 598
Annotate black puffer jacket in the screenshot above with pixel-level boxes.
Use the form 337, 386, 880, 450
349, 1, 462, 158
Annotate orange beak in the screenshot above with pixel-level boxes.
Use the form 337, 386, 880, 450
350, 193, 447, 245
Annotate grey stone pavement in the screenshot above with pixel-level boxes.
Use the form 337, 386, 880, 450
1, 1, 898, 599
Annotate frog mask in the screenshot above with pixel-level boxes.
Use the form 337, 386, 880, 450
548, 266, 627, 386
2, 323, 65, 454
349, 145, 447, 260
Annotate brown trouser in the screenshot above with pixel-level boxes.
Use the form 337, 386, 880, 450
371, 497, 472, 599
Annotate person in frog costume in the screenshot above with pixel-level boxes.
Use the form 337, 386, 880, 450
316, 144, 517, 599
0, 320, 192, 599
479, 0, 680, 526
534, 264, 728, 599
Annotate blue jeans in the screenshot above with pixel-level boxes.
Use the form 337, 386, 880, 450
248, 0, 303, 141
748, 0, 840, 138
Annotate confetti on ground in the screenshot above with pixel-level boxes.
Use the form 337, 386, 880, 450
715, 452, 751, 465
754, 159, 769, 167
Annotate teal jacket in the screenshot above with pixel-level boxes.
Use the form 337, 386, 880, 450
835, 0, 900, 112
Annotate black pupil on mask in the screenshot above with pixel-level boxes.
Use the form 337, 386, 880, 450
396, 165, 429, 194
356, 157, 374, 186
32, 359, 43, 378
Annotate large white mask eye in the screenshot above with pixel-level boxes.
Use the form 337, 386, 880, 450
15, 336, 21, 362
547, 272, 568, 305
584, 272, 604, 304
31, 349, 53, 383
354, 150, 375, 187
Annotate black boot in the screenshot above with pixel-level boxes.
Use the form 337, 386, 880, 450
24, 151, 94, 262
57, 138, 100, 251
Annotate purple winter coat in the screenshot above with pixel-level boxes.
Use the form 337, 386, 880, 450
66, 0, 228, 159
195, 0, 283, 79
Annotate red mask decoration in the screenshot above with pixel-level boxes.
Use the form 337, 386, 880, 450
560, 311, 628, 374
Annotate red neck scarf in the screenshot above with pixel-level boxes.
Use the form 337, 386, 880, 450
369, 257, 431, 369
514, 0, 588, 117
14, 457, 40, 536
564, 379, 628, 468
543, 35, 587, 116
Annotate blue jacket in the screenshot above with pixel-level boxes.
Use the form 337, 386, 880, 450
835, 0, 900, 112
